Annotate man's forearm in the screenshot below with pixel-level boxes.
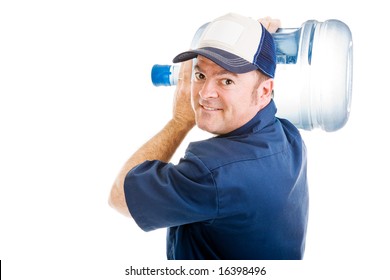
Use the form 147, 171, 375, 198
108, 118, 194, 217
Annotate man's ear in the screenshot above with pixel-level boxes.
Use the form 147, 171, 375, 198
257, 78, 274, 108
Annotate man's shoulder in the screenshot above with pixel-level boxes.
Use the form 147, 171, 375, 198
185, 135, 278, 171
186, 118, 304, 170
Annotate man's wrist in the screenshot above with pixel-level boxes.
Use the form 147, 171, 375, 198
170, 117, 195, 134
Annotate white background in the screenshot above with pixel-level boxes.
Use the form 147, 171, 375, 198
1, 0, 389, 279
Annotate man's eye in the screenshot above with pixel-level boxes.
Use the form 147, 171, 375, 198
222, 79, 233, 85
194, 72, 205, 80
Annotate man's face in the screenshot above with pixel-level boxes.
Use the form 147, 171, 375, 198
191, 56, 266, 135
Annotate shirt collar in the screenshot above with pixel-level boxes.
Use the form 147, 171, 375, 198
219, 99, 277, 138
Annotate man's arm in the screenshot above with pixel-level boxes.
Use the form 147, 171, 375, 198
108, 61, 195, 218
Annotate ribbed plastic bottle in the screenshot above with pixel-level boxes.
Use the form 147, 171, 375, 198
151, 20, 353, 132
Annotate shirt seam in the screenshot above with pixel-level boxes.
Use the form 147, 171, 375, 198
186, 151, 220, 223
207, 145, 287, 172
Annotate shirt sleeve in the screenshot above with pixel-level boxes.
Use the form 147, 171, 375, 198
123, 152, 218, 232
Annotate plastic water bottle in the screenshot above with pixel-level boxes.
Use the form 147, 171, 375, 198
151, 23, 208, 87
272, 20, 353, 132
151, 20, 353, 132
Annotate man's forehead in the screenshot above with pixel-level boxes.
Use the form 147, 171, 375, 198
194, 56, 238, 76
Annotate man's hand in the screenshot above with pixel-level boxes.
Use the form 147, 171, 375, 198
172, 60, 196, 130
258, 17, 281, 33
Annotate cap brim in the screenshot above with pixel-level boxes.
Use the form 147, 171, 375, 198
172, 47, 258, 74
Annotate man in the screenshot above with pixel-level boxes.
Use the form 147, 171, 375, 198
109, 13, 309, 260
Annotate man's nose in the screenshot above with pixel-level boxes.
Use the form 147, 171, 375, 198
199, 80, 218, 99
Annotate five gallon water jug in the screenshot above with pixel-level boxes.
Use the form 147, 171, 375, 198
151, 20, 353, 132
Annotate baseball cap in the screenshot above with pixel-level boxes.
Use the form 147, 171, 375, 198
172, 13, 276, 78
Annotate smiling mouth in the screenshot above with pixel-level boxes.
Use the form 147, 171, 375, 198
201, 104, 221, 111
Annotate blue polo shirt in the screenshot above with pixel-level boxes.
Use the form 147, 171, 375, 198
124, 100, 309, 260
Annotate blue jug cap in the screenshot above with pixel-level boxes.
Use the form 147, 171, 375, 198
151, 64, 172, 86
